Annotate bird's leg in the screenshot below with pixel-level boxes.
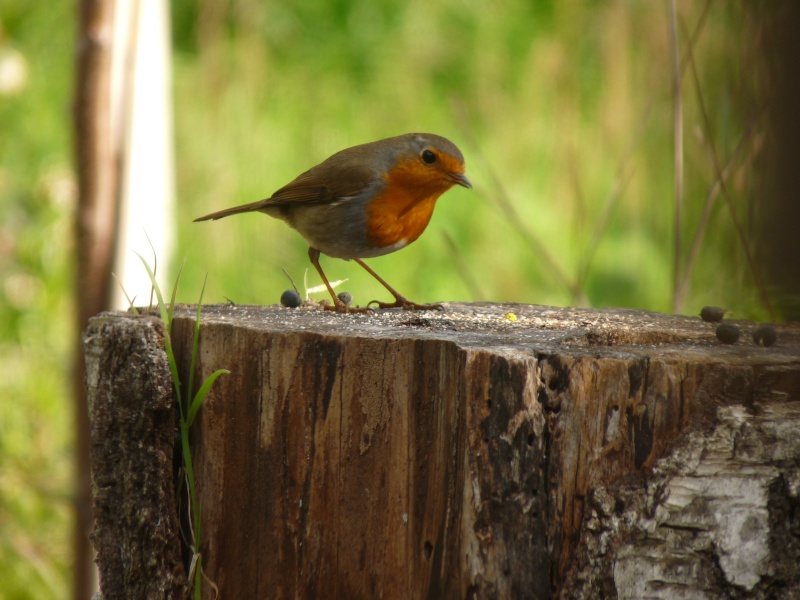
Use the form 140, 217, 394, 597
354, 258, 443, 311
308, 248, 368, 313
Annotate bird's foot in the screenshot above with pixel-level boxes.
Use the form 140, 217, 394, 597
368, 298, 443, 311
321, 299, 372, 314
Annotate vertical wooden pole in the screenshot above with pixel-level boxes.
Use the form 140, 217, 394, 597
73, 0, 118, 597
758, 2, 800, 320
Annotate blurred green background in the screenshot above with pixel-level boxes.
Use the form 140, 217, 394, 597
0, 0, 770, 597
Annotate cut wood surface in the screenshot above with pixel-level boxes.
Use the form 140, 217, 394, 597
85, 303, 800, 599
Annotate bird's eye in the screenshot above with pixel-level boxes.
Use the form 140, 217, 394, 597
421, 149, 437, 164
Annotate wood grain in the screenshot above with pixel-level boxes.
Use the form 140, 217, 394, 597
85, 303, 800, 598
169, 303, 800, 599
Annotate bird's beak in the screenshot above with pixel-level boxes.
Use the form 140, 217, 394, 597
449, 172, 472, 189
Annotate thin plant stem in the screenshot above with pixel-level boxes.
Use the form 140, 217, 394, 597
576, 104, 652, 295
676, 109, 764, 310
451, 99, 588, 304
679, 14, 773, 318
668, 0, 684, 313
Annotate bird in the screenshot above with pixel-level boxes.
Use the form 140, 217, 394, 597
194, 132, 471, 312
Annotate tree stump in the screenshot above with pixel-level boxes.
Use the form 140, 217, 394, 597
83, 303, 800, 599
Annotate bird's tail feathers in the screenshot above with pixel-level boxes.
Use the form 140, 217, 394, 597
193, 200, 268, 222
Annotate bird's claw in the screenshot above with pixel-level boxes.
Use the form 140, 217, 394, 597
367, 298, 443, 311
322, 301, 372, 314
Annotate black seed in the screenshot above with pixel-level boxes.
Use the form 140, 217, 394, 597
752, 325, 777, 347
716, 323, 740, 344
337, 291, 353, 306
701, 306, 725, 322
280, 289, 302, 308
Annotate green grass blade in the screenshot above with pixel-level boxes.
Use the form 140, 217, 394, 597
143, 229, 158, 311
112, 272, 139, 314
180, 420, 197, 535
164, 334, 183, 410
187, 369, 230, 429
167, 257, 187, 332
180, 420, 198, 596
136, 252, 182, 401
188, 274, 209, 407
135, 255, 225, 600
194, 553, 202, 600
135, 252, 168, 326
193, 503, 203, 600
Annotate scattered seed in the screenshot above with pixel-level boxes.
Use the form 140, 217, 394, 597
280, 289, 302, 308
701, 306, 725, 322
715, 323, 740, 344
337, 291, 353, 306
752, 325, 777, 347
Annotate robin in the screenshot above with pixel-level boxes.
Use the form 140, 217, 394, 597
195, 132, 471, 312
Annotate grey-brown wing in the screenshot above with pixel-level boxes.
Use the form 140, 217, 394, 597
265, 159, 376, 206
194, 147, 380, 221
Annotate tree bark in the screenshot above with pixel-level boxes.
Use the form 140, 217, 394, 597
83, 314, 185, 599
561, 377, 800, 599
85, 303, 800, 599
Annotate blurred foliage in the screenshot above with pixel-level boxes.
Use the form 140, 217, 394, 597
1, 0, 75, 597
172, 0, 766, 318
0, 0, 770, 597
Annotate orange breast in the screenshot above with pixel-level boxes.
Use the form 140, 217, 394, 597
365, 159, 453, 248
